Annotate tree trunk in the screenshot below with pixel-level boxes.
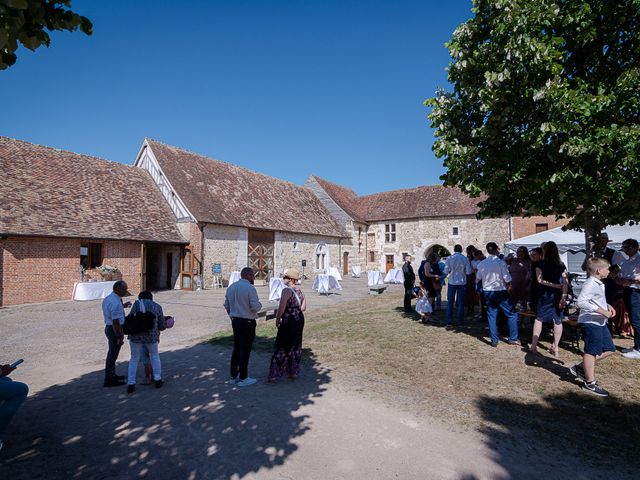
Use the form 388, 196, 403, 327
583, 210, 604, 259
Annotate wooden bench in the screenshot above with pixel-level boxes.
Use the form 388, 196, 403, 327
369, 285, 387, 295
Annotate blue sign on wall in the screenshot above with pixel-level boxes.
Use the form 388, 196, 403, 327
212, 263, 222, 274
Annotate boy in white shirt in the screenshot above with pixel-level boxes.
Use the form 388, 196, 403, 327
570, 258, 617, 397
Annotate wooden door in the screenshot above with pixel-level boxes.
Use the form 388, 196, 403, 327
385, 255, 394, 273
180, 247, 193, 290
343, 252, 349, 275
248, 230, 274, 281
140, 244, 147, 291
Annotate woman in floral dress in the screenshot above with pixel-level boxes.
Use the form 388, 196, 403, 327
268, 268, 307, 383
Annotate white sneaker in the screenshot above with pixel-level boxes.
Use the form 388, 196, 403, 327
226, 376, 238, 385
236, 377, 257, 387
622, 349, 640, 359
621, 347, 636, 353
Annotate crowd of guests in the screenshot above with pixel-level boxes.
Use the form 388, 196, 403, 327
404, 236, 640, 397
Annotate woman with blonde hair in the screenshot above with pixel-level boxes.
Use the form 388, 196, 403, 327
268, 268, 307, 383
529, 241, 569, 356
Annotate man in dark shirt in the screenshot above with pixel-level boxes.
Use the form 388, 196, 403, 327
402, 256, 416, 312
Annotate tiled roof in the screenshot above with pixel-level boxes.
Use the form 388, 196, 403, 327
311, 176, 481, 222
0, 137, 187, 243
146, 140, 345, 237
308, 176, 368, 222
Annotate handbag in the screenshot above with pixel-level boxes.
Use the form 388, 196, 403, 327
123, 300, 155, 335
431, 278, 443, 292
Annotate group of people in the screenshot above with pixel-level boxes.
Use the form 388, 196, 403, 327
403, 236, 640, 397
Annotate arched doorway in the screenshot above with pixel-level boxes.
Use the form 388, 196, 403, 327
315, 242, 328, 270
423, 244, 452, 259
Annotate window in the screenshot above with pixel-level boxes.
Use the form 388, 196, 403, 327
369, 251, 376, 262
315, 242, 328, 270
535, 223, 549, 233
80, 243, 103, 269
385, 224, 396, 243
452, 227, 459, 236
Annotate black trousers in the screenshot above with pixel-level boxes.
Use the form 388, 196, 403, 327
404, 282, 415, 311
231, 317, 256, 380
104, 325, 122, 381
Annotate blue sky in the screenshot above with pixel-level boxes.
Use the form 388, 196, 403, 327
1, 0, 472, 195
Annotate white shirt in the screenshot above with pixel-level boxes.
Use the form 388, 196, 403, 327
224, 278, 263, 319
476, 255, 512, 291
619, 253, 640, 290
444, 253, 472, 286
102, 291, 125, 326
577, 277, 608, 326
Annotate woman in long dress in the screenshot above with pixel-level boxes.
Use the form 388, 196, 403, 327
268, 268, 307, 383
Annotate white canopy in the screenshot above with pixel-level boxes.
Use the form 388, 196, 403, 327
505, 223, 640, 254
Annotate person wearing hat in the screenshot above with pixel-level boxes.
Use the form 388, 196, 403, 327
582, 232, 624, 272
102, 280, 132, 387
268, 268, 307, 383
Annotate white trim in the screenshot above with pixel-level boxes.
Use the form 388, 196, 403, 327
133, 140, 196, 222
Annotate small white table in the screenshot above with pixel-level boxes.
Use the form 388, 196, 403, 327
269, 277, 285, 302
351, 265, 362, 278
367, 270, 384, 286
384, 268, 404, 284
72, 281, 116, 301
228, 271, 241, 286
327, 266, 343, 282
312, 274, 342, 294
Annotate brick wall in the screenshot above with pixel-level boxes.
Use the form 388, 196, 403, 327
0, 236, 142, 306
511, 215, 569, 239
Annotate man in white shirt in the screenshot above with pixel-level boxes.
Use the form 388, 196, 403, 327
618, 238, 640, 358
102, 281, 132, 387
224, 267, 263, 386
476, 242, 519, 347
444, 244, 472, 326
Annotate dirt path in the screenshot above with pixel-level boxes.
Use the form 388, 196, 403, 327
0, 282, 634, 479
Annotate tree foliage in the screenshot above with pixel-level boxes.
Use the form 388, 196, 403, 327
0, 0, 92, 70
426, 0, 640, 247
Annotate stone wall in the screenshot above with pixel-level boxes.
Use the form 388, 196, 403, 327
201, 224, 248, 286
366, 216, 510, 270
275, 232, 342, 276
0, 236, 141, 306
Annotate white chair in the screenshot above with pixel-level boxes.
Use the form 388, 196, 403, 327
211, 275, 223, 289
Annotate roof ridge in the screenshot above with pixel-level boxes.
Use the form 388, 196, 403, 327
359, 184, 446, 199
309, 174, 360, 195
0, 136, 132, 168
147, 138, 313, 191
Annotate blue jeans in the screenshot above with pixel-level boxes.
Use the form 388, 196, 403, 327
484, 290, 519, 343
446, 284, 466, 325
0, 376, 29, 440
625, 288, 640, 350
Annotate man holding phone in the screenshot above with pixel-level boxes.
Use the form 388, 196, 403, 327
0, 360, 29, 452
102, 280, 132, 387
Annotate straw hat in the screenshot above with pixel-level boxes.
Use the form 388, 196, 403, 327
283, 268, 300, 280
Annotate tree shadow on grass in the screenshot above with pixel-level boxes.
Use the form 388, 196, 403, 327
0, 342, 330, 479
458, 391, 640, 480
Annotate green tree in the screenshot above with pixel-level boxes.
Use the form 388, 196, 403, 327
0, 0, 92, 70
426, 0, 640, 254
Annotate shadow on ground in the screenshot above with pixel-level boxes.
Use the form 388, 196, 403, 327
0, 343, 330, 479
458, 391, 640, 480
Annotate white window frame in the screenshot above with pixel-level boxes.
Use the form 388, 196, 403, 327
384, 224, 396, 243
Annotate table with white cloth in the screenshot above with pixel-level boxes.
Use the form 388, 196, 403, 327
312, 274, 342, 294
351, 265, 362, 278
269, 277, 285, 302
327, 267, 343, 281
367, 270, 384, 286
384, 268, 404, 284
72, 281, 116, 301
228, 271, 241, 286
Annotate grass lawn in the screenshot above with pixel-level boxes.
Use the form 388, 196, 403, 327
211, 292, 640, 468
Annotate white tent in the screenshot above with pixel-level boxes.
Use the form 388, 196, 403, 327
505, 223, 640, 254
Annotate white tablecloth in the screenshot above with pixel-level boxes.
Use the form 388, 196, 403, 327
72, 281, 116, 301
228, 271, 241, 286
327, 267, 343, 282
312, 274, 342, 294
351, 265, 362, 278
269, 277, 285, 302
367, 270, 384, 286
384, 268, 404, 284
